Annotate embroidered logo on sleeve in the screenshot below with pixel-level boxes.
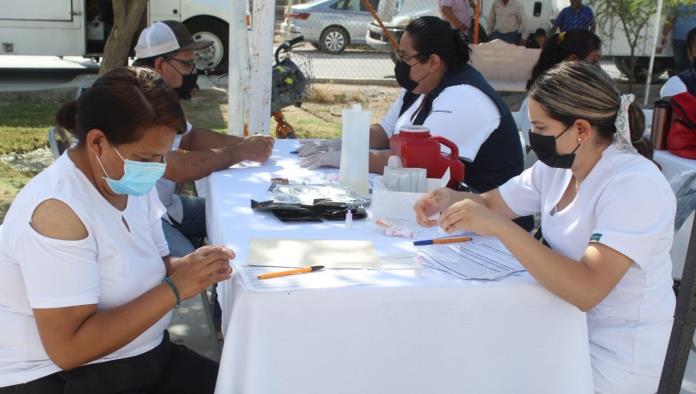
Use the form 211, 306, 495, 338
590, 233, 602, 242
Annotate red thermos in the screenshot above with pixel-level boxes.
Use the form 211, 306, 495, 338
389, 126, 465, 188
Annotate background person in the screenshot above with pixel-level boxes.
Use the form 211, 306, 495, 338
550, 0, 596, 34
133, 20, 275, 258
661, 26, 696, 97
439, 0, 473, 38
487, 0, 528, 45
0, 67, 233, 394
660, 3, 696, 74
299, 16, 523, 195
518, 29, 602, 150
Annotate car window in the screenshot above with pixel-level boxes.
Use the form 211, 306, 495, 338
330, 0, 375, 12
359, 0, 379, 12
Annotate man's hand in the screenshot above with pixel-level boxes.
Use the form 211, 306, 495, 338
243, 135, 275, 163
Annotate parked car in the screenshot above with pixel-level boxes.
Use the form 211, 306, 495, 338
281, 0, 380, 54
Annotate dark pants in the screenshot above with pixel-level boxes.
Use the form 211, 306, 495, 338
490, 31, 522, 45
674, 39, 689, 74
0, 332, 218, 394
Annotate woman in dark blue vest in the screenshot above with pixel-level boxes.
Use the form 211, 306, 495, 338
299, 16, 524, 195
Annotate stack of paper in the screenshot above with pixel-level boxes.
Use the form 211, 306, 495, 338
419, 236, 526, 280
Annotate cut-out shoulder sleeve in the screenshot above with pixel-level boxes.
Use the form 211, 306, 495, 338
19, 199, 99, 308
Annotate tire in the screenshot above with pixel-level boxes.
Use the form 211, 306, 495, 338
185, 17, 229, 74
319, 26, 349, 54
614, 56, 673, 82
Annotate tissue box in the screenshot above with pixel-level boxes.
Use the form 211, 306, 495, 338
371, 176, 441, 221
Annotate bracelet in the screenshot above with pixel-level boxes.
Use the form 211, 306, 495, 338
162, 276, 181, 308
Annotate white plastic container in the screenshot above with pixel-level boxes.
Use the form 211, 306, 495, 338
339, 104, 371, 196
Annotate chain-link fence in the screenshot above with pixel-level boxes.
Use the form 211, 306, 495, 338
273, 0, 678, 87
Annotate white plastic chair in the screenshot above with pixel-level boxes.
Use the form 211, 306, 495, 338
48, 127, 74, 159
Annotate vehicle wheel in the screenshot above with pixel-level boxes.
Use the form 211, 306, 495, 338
320, 26, 349, 54
614, 56, 672, 81
186, 17, 228, 74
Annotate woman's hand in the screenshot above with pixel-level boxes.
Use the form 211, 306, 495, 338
439, 198, 507, 236
414, 188, 453, 227
170, 245, 235, 300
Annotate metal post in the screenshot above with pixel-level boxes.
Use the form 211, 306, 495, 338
658, 214, 696, 393
644, 0, 664, 106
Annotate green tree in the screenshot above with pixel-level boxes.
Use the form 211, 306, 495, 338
588, 0, 695, 91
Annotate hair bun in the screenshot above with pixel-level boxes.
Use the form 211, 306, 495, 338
55, 100, 78, 132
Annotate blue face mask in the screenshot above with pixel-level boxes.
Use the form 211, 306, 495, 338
95, 145, 166, 196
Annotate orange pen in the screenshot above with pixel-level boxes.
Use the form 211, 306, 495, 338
413, 236, 472, 246
257, 265, 325, 280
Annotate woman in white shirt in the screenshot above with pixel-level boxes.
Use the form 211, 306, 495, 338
0, 67, 234, 393
299, 16, 524, 195
415, 61, 675, 394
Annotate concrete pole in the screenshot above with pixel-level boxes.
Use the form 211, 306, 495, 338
248, 0, 275, 135
228, 0, 251, 136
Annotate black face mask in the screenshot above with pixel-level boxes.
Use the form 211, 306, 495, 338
394, 60, 419, 91
528, 125, 580, 169
175, 72, 198, 101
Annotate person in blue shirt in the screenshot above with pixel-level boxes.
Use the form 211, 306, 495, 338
550, 0, 595, 34
660, 4, 696, 74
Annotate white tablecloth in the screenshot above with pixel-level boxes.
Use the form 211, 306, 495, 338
654, 150, 696, 182
206, 140, 594, 394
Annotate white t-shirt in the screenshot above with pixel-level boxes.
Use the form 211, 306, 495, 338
156, 120, 192, 223
499, 145, 676, 391
660, 75, 688, 97
379, 86, 501, 162
0, 153, 172, 387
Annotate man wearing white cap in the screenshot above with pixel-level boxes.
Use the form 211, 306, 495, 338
134, 20, 275, 258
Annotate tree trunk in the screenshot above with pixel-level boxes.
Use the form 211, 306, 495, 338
99, 0, 148, 75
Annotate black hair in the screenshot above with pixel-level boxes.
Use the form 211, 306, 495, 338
688, 26, 696, 51
535, 28, 547, 37
526, 29, 601, 90
404, 16, 470, 69
56, 67, 186, 145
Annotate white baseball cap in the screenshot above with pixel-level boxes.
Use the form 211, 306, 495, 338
135, 20, 213, 59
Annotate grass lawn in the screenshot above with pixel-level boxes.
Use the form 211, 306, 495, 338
0, 83, 398, 222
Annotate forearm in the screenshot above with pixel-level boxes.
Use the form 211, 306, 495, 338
494, 220, 604, 311
164, 146, 245, 183
181, 127, 245, 151
47, 284, 175, 370
369, 150, 392, 174
370, 124, 390, 149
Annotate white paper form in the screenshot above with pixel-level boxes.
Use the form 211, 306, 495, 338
419, 236, 526, 280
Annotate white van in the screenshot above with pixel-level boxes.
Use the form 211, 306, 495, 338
0, 0, 230, 72
366, 0, 673, 77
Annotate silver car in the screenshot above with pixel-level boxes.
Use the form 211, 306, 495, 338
281, 0, 379, 54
